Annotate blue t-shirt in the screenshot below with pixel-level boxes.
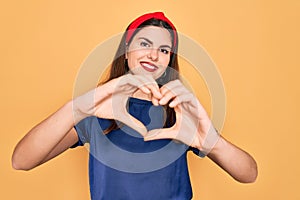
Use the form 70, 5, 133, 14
73, 97, 201, 200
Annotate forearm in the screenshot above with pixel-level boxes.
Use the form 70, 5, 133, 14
12, 100, 80, 170
207, 136, 258, 183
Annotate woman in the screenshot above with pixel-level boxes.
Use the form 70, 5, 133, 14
12, 12, 257, 199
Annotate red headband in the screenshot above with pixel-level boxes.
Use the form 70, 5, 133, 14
126, 12, 177, 49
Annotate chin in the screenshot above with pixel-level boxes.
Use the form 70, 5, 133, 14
130, 69, 160, 79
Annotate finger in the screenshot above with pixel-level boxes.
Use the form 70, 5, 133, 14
151, 96, 159, 106
145, 118, 198, 147
147, 84, 162, 99
116, 74, 151, 94
144, 128, 176, 141
117, 108, 148, 136
125, 74, 161, 97
129, 76, 152, 94
124, 114, 148, 136
169, 93, 194, 108
159, 86, 188, 105
135, 75, 162, 99
160, 79, 182, 96
159, 80, 189, 105
158, 89, 177, 105
110, 95, 148, 136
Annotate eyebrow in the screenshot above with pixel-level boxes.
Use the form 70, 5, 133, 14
138, 37, 172, 49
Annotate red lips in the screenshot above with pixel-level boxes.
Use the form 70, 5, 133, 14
140, 62, 158, 72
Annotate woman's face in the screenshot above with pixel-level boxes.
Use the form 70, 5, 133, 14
126, 26, 172, 79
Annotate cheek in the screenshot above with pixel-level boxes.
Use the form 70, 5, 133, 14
127, 51, 144, 69
161, 55, 171, 67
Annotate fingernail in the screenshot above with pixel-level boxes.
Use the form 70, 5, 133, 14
159, 98, 164, 105
155, 91, 162, 98
169, 101, 175, 107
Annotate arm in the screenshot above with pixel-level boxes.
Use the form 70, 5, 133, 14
11, 101, 80, 170
12, 74, 162, 171
144, 80, 258, 183
207, 136, 258, 183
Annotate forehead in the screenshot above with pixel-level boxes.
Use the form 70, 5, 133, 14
132, 26, 172, 46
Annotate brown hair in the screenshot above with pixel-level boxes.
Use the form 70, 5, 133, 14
101, 18, 179, 134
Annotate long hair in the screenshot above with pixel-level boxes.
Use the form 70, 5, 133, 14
101, 18, 179, 134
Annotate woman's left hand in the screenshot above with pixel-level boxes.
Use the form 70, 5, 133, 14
144, 80, 258, 182
144, 80, 219, 153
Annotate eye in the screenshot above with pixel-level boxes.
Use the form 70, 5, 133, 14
140, 41, 150, 48
160, 48, 170, 55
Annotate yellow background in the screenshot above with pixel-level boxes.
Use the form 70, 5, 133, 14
1, 0, 299, 199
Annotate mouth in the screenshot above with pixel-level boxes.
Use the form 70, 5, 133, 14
140, 62, 158, 72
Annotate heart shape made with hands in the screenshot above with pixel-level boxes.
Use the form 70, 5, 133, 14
93, 76, 207, 149
91, 74, 162, 136
73, 74, 212, 150
142, 80, 220, 154
144, 103, 199, 146
73, 74, 204, 147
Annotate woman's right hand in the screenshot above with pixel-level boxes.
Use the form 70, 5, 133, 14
12, 74, 161, 170
73, 74, 162, 136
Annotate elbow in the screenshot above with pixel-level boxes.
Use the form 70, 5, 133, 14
237, 153, 259, 184
247, 166, 258, 183
12, 159, 26, 171
12, 161, 24, 171
238, 171, 258, 184
236, 163, 258, 184
247, 159, 258, 183
12, 160, 33, 171
11, 154, 34, 171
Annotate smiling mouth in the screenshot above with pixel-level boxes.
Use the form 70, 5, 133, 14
140, 62, 158, 72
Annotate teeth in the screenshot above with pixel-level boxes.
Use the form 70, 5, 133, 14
142, 63, 155, 69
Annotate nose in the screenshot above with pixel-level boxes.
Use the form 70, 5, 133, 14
147, 48, 159, 61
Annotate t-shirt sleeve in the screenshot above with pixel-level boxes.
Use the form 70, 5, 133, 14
189, 147, 206, 158
70, 116, 94, 148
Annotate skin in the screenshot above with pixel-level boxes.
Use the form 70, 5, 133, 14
126, 26, 172, 80
12, 26, 257, 183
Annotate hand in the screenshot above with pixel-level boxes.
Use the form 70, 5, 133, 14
144, 80, 220, 154
73, 74, 162, 136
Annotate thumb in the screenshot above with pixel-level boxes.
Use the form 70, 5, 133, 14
117, 110, 148, 136
144, 128, 174, 141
